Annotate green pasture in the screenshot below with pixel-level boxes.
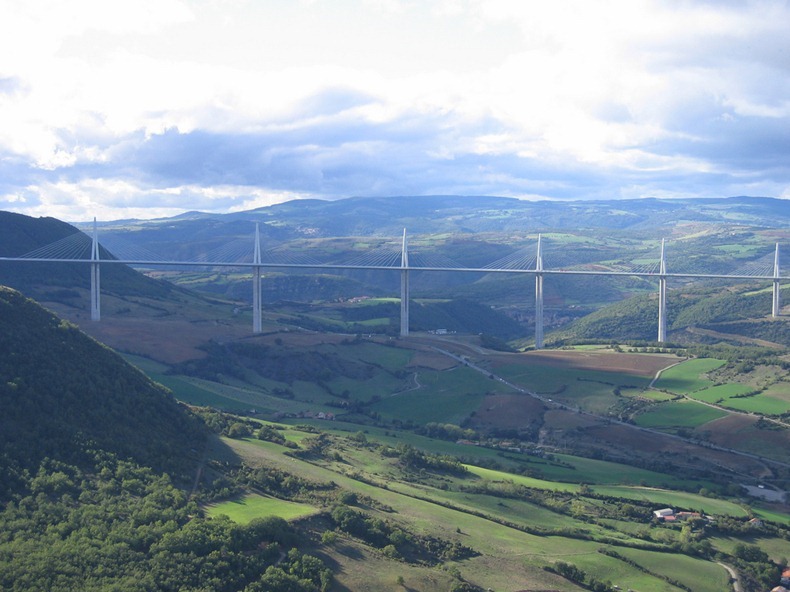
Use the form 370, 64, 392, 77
433, 489, 647, 547
219, 431, 771, 592
206, 493, 318, 523
722, 393, 790, 415
713, 243, 764, 257
289, 418, 712, 491
594, 486, 749, 517
123, 354, 254, 411
331, 341, 414, 371
495, 364, 652, 415
372, 366, 510, 423
353, 317, 389, 326
653, 358, 725, 394
157, 375, 253, 411
549, 454, 709, 490
560, 553, 670, 592
251, 422, 318, 446
187, 377, 318, 414
373, 389, 487, 425
466, 465, 582, 493
326, 372, 406, 402
355, 297, 399, 305
751, 506, 790, 525
689, 383, 753, 404
634, 400, 728, 429
467, 465, 748, 517
614, 547, 730, 592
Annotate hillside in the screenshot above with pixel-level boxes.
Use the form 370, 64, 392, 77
552, 283, 790, 347
96, 195, 790, 241
0, 286, 204, 495
0, 286, 339, 592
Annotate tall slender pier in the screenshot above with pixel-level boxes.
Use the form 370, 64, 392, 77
90, 218, 101, 321
400, 229, 410, 337
657, 238, 667, 343
252, 223, 262, 333
773, 242, 781, 317
535, 234, 544, 349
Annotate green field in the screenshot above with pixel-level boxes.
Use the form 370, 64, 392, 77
466, 465, 748, 517
722, 393, 790, 414
496, 364, 652, 415
206, 493, 318, 523
372, 366, 510, 423
634, 400, 728, 429
653, 358, 725, 394
218, 423, 788, 592
689, 383, 753, 404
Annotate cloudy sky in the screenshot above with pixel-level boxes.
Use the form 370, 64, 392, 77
1, 0, 789, 221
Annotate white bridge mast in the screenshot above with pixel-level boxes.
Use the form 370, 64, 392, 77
253, 223, 262, 333
400, 228, 409, 337
535, 234, 544, 349
657, 238, 667, 343
773, 242, 781, 318
90, 218, 101, 321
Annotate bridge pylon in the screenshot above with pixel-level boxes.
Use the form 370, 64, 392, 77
773, 243, 781, 318
535, 234, 544, 349
90, 218, 101, 321
253, 223, 262, 333
400, 229, 409, 337
657, 238, 667, 343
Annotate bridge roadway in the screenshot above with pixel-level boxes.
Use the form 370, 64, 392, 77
0, 255, 784, 281
1, 231, 785, 345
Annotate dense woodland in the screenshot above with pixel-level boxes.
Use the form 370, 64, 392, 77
0, 287, 333, 591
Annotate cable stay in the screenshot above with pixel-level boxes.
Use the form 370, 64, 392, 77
408, 250, 467, 269
483, 244, 537, 271
19, 231, 93, 260
729, 248, 783, 278
340, 246, 403, 268
92, 234, 168, 263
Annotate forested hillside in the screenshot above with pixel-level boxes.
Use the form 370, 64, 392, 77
0, 286, 335, 592
0, 286, 204, 495
553, 284, 790, 346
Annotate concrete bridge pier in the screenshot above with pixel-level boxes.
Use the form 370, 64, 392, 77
773, 242, 781, 318
535, 234, 544, 349
657, 239, 667, 343
90, 218, 101, 321
253, 223, 262, 333
400, 229, 409, 337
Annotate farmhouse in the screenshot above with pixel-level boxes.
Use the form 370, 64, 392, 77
652, 508, 704, 522
653, 508, 674, 519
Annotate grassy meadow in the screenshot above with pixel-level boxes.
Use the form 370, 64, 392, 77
206, 493, 318, 523
203, 419, 787, 592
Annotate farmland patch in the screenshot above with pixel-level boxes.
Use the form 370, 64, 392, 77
634, 400, 728, 429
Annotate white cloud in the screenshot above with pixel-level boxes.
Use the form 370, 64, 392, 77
0, 0, 789, 219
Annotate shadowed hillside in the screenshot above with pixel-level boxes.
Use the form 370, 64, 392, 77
0, 286, 205, 496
